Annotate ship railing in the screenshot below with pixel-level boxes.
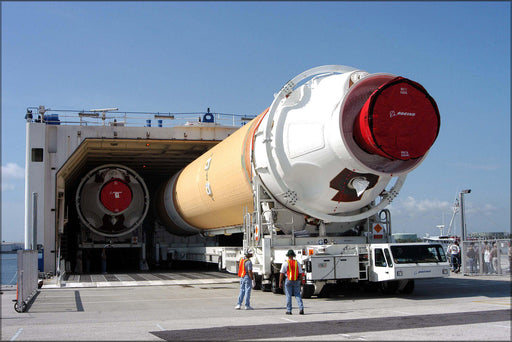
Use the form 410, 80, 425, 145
25, 107, 256, 128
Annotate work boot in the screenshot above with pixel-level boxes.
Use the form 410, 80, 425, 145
299, 309, 304, 315
235, 304, 241, 310
245, 306, 254, 310
286, 311, 292, 315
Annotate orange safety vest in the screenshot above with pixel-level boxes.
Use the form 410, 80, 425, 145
287, 259, 300, 281
238, 258, 249, 277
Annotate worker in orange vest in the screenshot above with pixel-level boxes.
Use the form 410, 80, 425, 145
279, 249, 304, 315
235, 249, 254, 310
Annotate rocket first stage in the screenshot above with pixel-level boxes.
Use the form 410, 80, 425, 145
157, 65, 440, 235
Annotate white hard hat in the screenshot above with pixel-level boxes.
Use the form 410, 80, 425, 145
245, 249, 253, 256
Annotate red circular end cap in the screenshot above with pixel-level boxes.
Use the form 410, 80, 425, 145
353, 77, 440, 160
100, 179, 132, 213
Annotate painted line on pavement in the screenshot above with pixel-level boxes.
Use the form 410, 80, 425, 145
280, 317, 297, 323
10, 328, 23, 341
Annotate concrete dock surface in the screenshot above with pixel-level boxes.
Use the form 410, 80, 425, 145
1, 270, 510, 341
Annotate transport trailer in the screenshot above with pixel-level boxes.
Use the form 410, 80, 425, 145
166, 209, 449, 297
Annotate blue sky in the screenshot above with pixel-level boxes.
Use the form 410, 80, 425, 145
1, 1, 510, 242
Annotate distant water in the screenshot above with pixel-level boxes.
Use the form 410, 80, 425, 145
1, 253, 18, 285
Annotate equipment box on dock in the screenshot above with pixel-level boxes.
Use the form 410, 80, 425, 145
310, 255, 359, 280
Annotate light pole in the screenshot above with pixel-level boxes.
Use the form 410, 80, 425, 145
459, 189, 471, 242
459, 189, 471, 274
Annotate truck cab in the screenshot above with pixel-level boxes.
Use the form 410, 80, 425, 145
369, 243, 450, 293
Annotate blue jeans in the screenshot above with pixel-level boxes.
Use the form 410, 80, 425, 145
468, 257, 476, 273
284, 279, 303, 312
237, 276, 252, 307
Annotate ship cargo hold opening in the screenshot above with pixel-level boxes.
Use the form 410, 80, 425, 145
25, 107, 249, 275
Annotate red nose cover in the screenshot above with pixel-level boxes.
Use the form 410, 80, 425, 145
353, 77, 440, 160
100, 179, 132, 213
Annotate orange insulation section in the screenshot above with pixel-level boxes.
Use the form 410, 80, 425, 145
172, 109, 268, 230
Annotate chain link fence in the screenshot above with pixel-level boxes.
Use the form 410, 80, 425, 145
460, 239, 511, 276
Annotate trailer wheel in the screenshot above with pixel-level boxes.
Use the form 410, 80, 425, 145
271, 274, 283, 294
252, 275, 262, 290
301, 284, 314, 299
399, 280, 415, 294
380, 280, 399, 295
217, 256, 223, 272
167, 254, 174, 269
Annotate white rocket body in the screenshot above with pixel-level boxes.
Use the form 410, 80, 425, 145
159, 65, 440, 234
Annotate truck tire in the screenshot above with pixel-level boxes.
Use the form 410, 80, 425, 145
301, 284, 314, 299
318, 284, 331, 298
362, 281, 379, 293
380, 280, 399, 295
399, 280, 415, 294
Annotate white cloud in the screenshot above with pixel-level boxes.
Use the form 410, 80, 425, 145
403, 196, 451, 212
1, 200, 25, 242
446, 161, 500, 171
2, 163, 25, 179
389, 195, 506, 236
2, 163, 25, 192
466, 204, 489, 214
390, 196, 452, 216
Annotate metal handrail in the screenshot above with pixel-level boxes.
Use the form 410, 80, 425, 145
25, 107, 256, 128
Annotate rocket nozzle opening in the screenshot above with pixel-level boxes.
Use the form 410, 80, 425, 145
353, 77, 440, 161
100, 178, 133, 213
